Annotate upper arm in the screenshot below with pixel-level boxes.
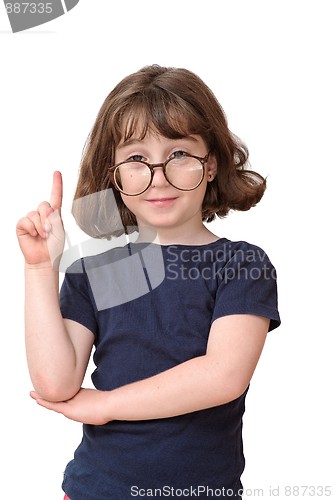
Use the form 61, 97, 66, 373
206, 314, 269, 400
64, 318, 95, 390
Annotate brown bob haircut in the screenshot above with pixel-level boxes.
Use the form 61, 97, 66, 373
72, 64, 266, 239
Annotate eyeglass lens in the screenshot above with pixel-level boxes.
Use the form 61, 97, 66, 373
114, 156, 204, 195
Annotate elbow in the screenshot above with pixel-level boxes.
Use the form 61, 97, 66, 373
213, 385, 249, 407
210, 370, 250, 406
225, 383, 249, 403
31, 373, 80, 402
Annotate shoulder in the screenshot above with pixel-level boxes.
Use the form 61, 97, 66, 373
62, 243, 133, 275
213, 238, 278, 287
212, 238, 274, 267
211, 239, 281, 331
228, 239, 272, 263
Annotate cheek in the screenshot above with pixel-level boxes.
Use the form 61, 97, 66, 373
120, 194, 143, 218
181, 183, 208, 214
196, 180, 209, 203
121, 193, 134, 210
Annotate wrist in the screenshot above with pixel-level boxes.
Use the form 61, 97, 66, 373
25, 261, 55, 270
102, 390, 116, 423
24, 261, 59, 278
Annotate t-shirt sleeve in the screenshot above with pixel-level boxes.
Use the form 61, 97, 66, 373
59, 258, 98, 336
212, 242, 281, 331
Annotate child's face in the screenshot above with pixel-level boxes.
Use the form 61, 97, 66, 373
114, 131, 216, 239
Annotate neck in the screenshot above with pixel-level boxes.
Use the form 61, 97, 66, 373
136, 223, 219, 246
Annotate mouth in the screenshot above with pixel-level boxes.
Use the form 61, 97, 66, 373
145, 197, 178, 207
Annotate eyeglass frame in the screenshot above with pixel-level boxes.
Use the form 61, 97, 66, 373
108, 152, 210, 196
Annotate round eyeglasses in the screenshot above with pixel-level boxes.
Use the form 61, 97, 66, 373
109, 152, 210, 196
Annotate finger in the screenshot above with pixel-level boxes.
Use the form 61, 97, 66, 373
46, 209, 64, 238
16, 216, 38, 237
37, 200, 58, 237
36, 398, 76, 421
30, 391, 40, 400
30, 391, 66, 413
25, 211, 47, 238
36, 399, 63, 412
46, 209, 65, 268
32, 201, 54, 237
50, 171, 63, 212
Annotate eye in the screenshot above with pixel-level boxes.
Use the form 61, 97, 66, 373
127, 154, 145, 162
170, 150, 189, 159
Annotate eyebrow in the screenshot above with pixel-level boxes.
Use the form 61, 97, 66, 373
117, 138, 143, 150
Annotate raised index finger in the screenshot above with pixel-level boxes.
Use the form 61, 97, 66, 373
50, 171, 63, 211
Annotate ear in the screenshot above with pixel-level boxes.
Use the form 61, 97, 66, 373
206, 154, 218, 182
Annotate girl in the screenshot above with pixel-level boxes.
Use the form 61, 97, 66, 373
16, 65, 280, 500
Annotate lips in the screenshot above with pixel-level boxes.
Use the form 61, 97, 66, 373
145, 197, 178, 207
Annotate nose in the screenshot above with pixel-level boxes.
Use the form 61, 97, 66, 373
151, 165, 170, 188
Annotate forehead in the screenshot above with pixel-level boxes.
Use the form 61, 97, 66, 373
117, 131, 204, 150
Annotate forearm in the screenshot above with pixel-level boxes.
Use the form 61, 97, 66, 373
24, 264, 78, 400
31, 356, 243, 424
104, 355, 244, 421
32, 315, 267, 424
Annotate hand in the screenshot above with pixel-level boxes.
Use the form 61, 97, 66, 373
30, 388, 111, 425
16, 171, 65, 268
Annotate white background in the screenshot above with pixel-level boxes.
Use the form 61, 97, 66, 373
1, 1, 332, 499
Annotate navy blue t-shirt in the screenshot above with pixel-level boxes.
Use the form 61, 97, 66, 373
60, 238, 280, 500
